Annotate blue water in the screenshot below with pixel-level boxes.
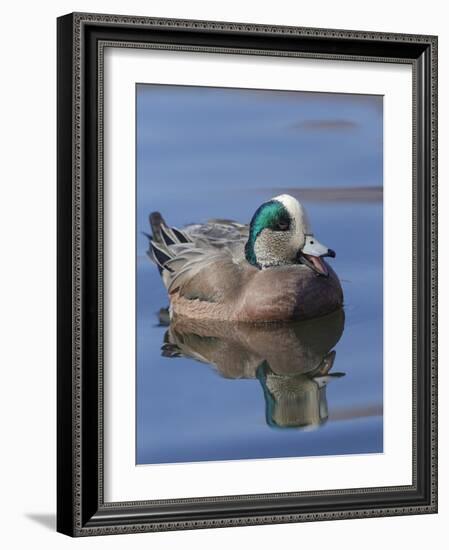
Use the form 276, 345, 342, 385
136, 85, 383, 464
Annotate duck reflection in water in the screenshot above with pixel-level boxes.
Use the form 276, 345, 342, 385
158, 308, 346, 430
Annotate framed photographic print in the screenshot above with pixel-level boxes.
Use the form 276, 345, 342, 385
57, 12, 438, 536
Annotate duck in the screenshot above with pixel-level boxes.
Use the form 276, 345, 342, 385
147, 194, 343, 322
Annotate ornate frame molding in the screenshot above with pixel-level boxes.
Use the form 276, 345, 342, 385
57, 12, 437, 537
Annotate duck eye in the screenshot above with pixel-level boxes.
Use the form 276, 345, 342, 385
275, 221, 289, 231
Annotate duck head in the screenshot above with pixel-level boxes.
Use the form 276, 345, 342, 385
244, 194, 335, 276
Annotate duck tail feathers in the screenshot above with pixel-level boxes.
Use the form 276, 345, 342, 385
149, 212, 192, 245
148, 239, 173, 272
149, 212, 166, 244
148, 212, 194, 278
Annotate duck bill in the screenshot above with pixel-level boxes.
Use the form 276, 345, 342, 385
299, 235, 336, 277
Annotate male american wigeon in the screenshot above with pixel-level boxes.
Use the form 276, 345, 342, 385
147, 194, 343, 322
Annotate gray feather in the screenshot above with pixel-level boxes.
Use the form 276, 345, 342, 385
148, 212, 249, 303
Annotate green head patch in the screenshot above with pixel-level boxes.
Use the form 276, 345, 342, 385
245, 200, 291, 267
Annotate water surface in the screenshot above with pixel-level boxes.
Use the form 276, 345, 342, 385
136, 84, 383, 464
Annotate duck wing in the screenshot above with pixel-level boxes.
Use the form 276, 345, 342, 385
184, 219, 249, 247
147, 212, 248, 303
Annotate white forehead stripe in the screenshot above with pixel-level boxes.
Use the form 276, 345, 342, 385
272, 194, 312, 233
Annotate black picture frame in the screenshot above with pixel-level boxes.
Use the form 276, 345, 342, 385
57, 12, 438, 537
